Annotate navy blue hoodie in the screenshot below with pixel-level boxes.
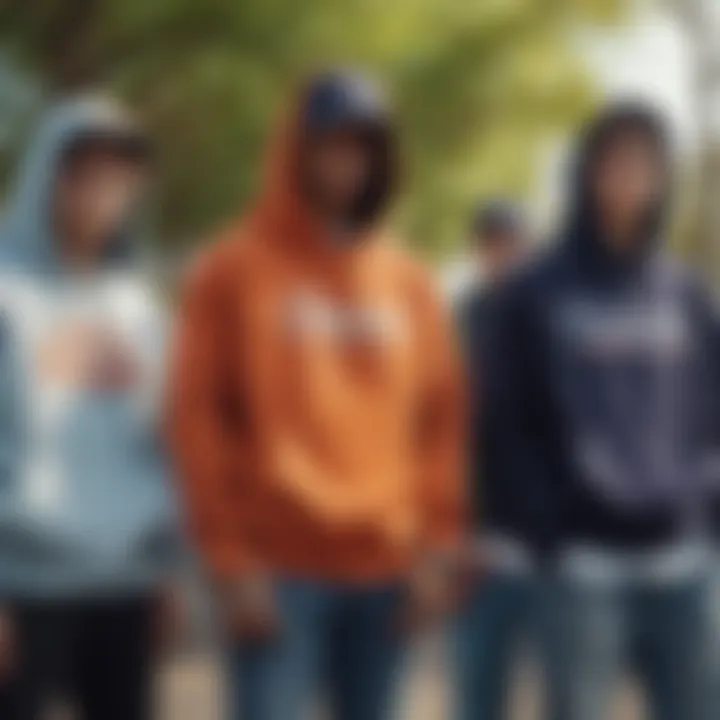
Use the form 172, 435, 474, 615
486, 105, 720, 556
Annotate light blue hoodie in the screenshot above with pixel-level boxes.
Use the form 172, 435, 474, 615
0, 98, 180, 597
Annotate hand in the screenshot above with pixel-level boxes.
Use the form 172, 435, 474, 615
219, 575, 279, 642
399, 557, 456, 635
0, 607, 15, 679
154, 585, 187, 656
90, 342, 139, 391
452, 543, 485, 609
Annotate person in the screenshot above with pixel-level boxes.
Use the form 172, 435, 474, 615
169, 70, 465, 720
452, 201, 533, 720
0, 97, 182, 720
486, 103, 716, 720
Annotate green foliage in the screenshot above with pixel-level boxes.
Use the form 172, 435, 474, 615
0, 0, 624, 257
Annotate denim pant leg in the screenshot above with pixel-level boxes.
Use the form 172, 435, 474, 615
705, 560, 720, 720
632, 578, 709, 720
452, 572, 534, 720
325, 584, 406, 720
540, 578, 626, 720
230, 580, 330, 720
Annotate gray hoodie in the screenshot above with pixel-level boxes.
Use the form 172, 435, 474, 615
0, 97, 180, 598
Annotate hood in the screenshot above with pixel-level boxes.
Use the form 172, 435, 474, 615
252, 71, 398, 249
564, 101, 671, 278
0, 96, 149, 273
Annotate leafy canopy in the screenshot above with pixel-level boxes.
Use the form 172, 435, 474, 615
0, 0, 624, 256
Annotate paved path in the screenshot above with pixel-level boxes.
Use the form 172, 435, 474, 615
158, 648, 641, 720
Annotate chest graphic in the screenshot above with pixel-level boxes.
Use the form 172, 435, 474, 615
555, 298, 689, 362
36, 321, 140, 391
284, 289, 407, 346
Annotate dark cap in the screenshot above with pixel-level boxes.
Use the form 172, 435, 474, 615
302, 71, 391, 134
60, 127, 152, 169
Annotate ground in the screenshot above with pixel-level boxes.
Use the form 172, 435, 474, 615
158, 643, 641, 720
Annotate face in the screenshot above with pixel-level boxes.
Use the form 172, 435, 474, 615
54, 146, 147, 261
475, 233, 524, 283
303, 129, 373, 217
591, 131, 665, 251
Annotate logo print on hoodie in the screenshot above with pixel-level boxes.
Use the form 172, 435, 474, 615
285, 289, 407, 346
557, 298, 689, 362
36, 322, 139, 392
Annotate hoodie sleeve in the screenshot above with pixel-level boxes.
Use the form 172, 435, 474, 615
0, 305, 21, 502
484, 265, 564, 561
168, 248, 250, 583
686, 275, 720, 534
414, 274, 468, 556
453, 289, 486, 529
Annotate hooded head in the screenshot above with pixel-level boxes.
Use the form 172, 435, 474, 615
470, 199, 527, 284
1, 96, 151, 273
566, 101, 671, 274
254, 71, 398, 248
472, 200, 526, 243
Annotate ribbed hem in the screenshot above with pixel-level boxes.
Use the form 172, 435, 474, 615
0, 560, 165, 600
246, 536, 413, 586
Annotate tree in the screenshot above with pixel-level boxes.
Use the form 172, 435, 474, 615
0, 0, 625, 257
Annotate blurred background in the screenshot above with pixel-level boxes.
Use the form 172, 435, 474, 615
0, 1, 718, 718
1, 0, 718, 270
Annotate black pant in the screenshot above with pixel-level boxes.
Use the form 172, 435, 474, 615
0, 597, 154, 720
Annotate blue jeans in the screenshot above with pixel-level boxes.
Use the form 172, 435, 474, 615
452, 571, 541, 720
230, 579, 406, 720
704, 557, 720, 720
546, 576, 708, 720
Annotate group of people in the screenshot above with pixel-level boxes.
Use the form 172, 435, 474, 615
0, 68, 716, 720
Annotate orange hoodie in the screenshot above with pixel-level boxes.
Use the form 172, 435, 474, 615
169, 84, 465, 584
